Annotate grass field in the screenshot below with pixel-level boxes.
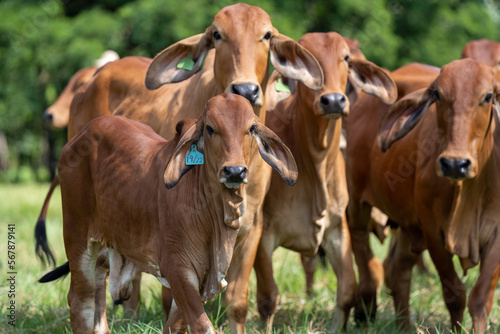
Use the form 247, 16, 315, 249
0, 183, 498, 333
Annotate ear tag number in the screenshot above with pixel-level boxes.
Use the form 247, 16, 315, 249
186, 145, 204, 165
275, 78, 291, 93
177, 53, 195, 71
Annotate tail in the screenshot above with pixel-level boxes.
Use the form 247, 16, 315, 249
35, 177, 59, 267
39, 261, 70, 283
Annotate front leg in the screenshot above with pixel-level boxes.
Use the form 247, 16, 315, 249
322, 212, 357, 330
468, 235, 500, 334
254, 231, 280, 332
348, 200, 383, 323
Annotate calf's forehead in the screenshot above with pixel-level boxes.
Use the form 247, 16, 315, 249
206, 94, 256, 131
213, 4, 272, 37
299, 32, 349, 62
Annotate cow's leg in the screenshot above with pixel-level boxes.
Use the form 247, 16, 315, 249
383, 227, 419, 330
348, 201, 383, 323
254, 233, 279, 332
164, 298, 187, 334
468, 236, 500, 334
164, 271, 214, 334
94, 256, 110, 334
321, 212, 357, 330
66, 241, 101, 334
162, 286, 174, 318
122, 275, 141, 318
300, 254, 318, 296
424, 230, 466, 332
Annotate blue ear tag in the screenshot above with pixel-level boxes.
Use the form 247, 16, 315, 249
185, 145, 204, 165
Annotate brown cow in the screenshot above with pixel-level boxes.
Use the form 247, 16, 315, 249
43, 50, 119, 128
461, 39, 500, 82
347, 59, 500, 333
35, 4, 323, 332
254, 32, 397, 331
40, 93, 298, 334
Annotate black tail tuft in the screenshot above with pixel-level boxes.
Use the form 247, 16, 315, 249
35, 216, 56, 267
39, 262, 70, 283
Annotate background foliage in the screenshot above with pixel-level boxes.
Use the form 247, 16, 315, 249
0, 0, 499, 182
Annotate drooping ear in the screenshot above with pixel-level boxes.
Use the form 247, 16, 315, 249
265, 71, 296, 110
251, 122, 298, 186
378, 87, 436, 152
145, 31, 213, 90
270, 31, 324, 90
163, 121, 204, 189
348, 58, 398, 104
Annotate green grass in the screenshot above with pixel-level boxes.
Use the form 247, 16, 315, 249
0, 183, 499, 333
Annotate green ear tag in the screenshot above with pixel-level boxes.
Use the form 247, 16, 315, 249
275, 78, 291, 93
185, 145, 204, 165
177, 53, 195, 71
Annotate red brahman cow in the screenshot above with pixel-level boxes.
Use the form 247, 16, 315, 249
348, 59, 500, 333
40, 93, 298, 334
254, 32, 397, 331
35, 4, 323, 331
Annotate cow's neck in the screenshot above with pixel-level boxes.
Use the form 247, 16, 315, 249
290, 94, 343, 220
443, 116, 498, 272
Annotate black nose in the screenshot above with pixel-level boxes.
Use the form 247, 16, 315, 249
231, 84, 259, 105
223, 166, 248, 183
320, 93, 347, 116
439, 158, 471, 180
43, 110, 53, 124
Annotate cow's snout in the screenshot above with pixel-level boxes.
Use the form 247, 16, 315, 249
319, 93, 348, 117
220, 166, 248, 189
43, 110, 53, 124
231, 84, 260, 106
439, 157, 471, 180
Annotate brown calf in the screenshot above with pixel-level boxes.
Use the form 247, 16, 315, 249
42, 93, 297, 334
254, 32, 397, 331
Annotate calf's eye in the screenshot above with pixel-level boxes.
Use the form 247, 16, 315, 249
206, 125, 215, 135
484, 93, 493, 104
263, 32, 271, 40
213, 31, 221, 41
432, 90, 440, 101
249, 125, 256, 133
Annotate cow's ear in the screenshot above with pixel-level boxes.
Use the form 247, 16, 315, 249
251, 122, 298, 186
494, 79, 500, 120
378, 87, 436, 152
348, 58, 397, 104
145, 32, 213, 90
270, 31, 323, 90
163, 121, 204, 189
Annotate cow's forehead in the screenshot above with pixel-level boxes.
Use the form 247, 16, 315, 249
299, 32, 349, 60
438, 59, 493, 97
213, 3, 272, 34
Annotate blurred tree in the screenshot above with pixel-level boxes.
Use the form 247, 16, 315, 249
0, 0, 498, 182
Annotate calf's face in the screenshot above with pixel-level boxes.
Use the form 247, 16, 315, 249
163, 93, 298, 226
379, 59, 500, 181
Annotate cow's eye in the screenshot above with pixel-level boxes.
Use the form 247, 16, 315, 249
249, 125, 256, 133
432, 90, 440, 101
484, 93, 493, 104
263, 32, 271, 40
213, 31, 221, 41
344, 55, 350, 62
206, 125, 215, 135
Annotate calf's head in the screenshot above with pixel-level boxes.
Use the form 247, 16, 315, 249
267, 32, 396, 119
145, 3, 323, 108
163, 93, 298, 227
379, 59, 500, 181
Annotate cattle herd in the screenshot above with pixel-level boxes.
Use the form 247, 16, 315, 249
34, 3, 499, 334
